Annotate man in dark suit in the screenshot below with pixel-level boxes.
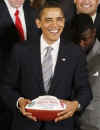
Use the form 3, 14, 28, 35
74, 0, 100, 41
0, 0, 37, 129
0, 0, 37, 77
0, 1, 92, 130
0, 0, 37, 49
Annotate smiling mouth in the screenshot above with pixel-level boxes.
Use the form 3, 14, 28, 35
48, 29, 60, 35
82, 4, 92, 8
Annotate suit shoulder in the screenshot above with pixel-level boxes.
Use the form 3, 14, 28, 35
15, 39, 33, 48
0, 1, 5, 10
13, 38, 39, 53
0, 0, 6, 7
63, 39, 83, 56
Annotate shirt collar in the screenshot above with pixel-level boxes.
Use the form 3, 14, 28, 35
91, 13, 97, 23
41, 34, 60, 53
4, 0, 23, 15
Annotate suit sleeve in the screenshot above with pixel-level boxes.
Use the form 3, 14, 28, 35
0, 45, 22, 112
73, 51, 93, 109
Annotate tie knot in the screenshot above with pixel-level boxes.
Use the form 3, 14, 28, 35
15, 10, 19, 16
45, 47, 53, 57
46, 47, 53, 53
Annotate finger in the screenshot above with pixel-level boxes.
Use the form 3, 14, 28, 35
26, 115, 37, 122
57, 109, 67, 116
19, 106, 32, 117
55, 111, 73, 122
20, 108, 37, 122
57, 107, 72, 116
26, 99, 32, 104
23, 111, 32, 116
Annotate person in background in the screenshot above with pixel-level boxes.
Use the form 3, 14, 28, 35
55, 0, 75, 41
58, 0, 75, 23
30, 0, 46, 36
70, 13, 96, 55
31, 0, 46, 9
0, 1, 92, 130
70, 13, 100, 130
74, 0, 100, 41
72, 0, 100, 64
0, 0, 37, 129
24, 0, 31, 6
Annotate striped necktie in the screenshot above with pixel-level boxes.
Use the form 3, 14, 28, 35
42, 47, 53, 93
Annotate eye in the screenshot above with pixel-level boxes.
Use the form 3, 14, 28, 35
45, 18, 53, 23
57, 17, 64, 22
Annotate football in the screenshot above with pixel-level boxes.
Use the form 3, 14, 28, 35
25, 96, 66, 121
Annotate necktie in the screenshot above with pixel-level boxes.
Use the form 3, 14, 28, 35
42, 47, 53, 93
15, 10, 25, 41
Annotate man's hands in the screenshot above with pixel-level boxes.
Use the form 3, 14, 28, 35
54, 100, 79, 122
18, 97, 37, 121
18, 98, 79, 122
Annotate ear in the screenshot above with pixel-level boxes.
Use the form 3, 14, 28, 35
80, 40, 86, 47
35, 19, 41, 29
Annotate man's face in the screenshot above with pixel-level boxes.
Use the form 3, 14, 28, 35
74, 0, 99, 16
36, 8, 65, 44
80, 28, 96, 52
8, 0, 24, 8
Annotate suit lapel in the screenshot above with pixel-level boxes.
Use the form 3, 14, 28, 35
1, 1, 20, 44
2, 1, 15, 26
31, 39, 46, 94
94, 12, 100, 29
23, 5, 35, 40
48, 39, 70, 95
23, 6, 29, 39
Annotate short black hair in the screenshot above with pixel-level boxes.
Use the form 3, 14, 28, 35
36, 1, 65, 19
70, 13, 95, 44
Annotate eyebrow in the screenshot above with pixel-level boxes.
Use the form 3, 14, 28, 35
45, 16, 65, 19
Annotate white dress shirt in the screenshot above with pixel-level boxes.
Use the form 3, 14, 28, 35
41, 35, 60, 74
91, 13, 96, 23
4, 0, 27, 40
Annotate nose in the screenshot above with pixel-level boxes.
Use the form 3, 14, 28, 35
49, 20, 58, 28
52, 20, 58, 25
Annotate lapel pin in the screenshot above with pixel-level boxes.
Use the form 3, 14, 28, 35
61, 58, 66, 62
60, 56, 71, 63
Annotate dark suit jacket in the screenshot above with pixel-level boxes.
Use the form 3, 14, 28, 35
0, 37, 92, 130
94, 5, 100, 41
0, 0, 37, 48
0, 0, 39, 82
0, 0, 38, 74
0, 0, 37, 128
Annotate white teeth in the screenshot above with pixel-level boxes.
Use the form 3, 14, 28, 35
49, 30, 58, 33
83, 5, 90, 8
